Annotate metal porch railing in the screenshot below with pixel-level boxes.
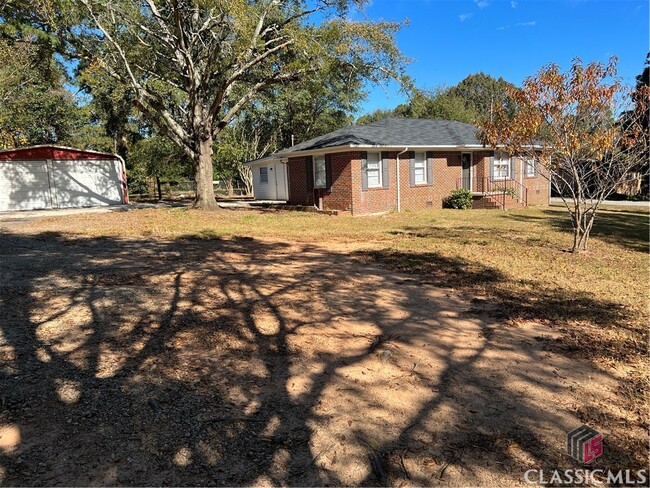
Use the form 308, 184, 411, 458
456, 177, 528, 209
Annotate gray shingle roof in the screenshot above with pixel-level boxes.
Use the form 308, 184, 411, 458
279, 118, 482, 154
243, 154, 283, 166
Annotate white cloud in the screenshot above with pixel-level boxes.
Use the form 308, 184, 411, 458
510, 0, 518, 7
497, 21, 536, 31
459, 13, 473, 22
475, 0, 489, 7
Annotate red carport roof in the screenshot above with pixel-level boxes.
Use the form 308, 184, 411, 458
0, 145, 119, 160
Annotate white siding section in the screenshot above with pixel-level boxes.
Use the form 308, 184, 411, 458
0, 160, 51, 211
52, 159, 123, 208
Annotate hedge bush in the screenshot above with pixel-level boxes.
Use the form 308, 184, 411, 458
443, 189, 473, 209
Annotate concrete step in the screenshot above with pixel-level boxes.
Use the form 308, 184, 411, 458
473, 194, 527, 210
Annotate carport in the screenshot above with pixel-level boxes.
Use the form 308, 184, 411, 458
0, 145, 128, 211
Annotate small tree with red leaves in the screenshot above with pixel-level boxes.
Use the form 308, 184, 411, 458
478, 57, 649, 253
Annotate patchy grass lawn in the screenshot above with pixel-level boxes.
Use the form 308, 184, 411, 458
0, 205, 647, 486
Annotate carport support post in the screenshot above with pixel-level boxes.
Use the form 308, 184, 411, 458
45, 159, 58, 209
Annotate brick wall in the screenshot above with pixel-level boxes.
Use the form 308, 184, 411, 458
398, 151, 467, 211
348, 150, 482, 214
323, 152, 353, 212
473, 151, 491, 192
504, 156, 550, 206
287, 149, 549, 215
520, 159, 550, 206
287, 153, 355, 211
473, 153, 549, 207
351, 151, 397, 215
287, 156, 313, 206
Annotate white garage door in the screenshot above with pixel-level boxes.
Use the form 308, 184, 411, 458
0, 160, 52, 211
52, 159, 123, 208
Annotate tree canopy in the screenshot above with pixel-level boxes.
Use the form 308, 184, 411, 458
75, 61, 141, 159
0, 37, 81, 147
447, 73, 516, 119
36, 0, 408, 208
357, 73, 516, 125
477, 57, 649, 252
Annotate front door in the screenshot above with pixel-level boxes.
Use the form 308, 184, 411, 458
461, 153, 472, 190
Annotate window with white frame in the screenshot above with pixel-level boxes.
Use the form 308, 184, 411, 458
414, 152, 427, 184
493, 152, 511, 179
313, 155, 327, 188
260, 166, 269, 183
524, 158, 536, 177
367, 152, 382, 188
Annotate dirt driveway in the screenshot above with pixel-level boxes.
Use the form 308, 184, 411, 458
0, 231, 622, 486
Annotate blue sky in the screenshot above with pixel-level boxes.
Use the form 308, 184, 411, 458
354, 0, 649, 114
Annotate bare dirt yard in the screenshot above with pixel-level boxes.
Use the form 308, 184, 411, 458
0, 206, 647, 486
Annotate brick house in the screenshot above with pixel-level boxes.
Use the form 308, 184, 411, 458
269, 118, 549, 215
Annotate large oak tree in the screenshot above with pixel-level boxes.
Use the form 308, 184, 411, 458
52, 0, 406, 208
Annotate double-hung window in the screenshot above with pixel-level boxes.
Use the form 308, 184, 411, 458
313, 156, 327, 188
414, 152, 427, 184
259, 166, 268, 183
524, 158, 536, 177
493, 152, 511, 179
367, 152, 382, 188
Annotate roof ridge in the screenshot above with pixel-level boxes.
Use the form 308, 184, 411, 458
278, 117, 481, 154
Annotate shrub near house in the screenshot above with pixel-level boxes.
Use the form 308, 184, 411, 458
444, 189, 473, 209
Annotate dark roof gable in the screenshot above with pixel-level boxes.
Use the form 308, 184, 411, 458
280, 117, 482, 153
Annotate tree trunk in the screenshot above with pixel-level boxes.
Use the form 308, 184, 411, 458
194, 135, 219, 210
570, 206, 594, 253
239, 166, 254, 196
156, 176, 162, 201
573, 228, 586, 252
576, 210, 595, 252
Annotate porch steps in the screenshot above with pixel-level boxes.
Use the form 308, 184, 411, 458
473, 194, 526, 210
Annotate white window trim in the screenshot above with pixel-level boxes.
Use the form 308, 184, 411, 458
493, 152, 511, 180
259, 166, 269, 184
366, 152, 383, 188
413, 152, 427, 185
313, 155, 327, 189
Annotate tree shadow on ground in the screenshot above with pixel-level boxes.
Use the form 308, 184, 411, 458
0, 230, 644, 486
360, 248, 634, 330
358, 247, 647, 480
505, 208, 650, 253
